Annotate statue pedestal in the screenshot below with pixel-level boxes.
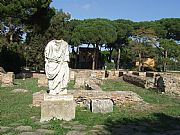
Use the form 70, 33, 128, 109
40, 93, 75, 122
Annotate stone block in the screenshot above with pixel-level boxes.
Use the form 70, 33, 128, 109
74, 76, 85, 88
91, 99, 113, 113
114, 71, 120, 77
33, 91, 45, 106
40, 94, 75, 122
1, 72, 14, 87
127, 71, 133, 74
139, 72, 146, 77
38, 74, 48, 87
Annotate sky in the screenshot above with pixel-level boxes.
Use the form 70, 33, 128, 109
50, 0, 180, 22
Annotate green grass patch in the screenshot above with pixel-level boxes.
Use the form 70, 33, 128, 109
0, 78, 41, 126
0, 78, 179, 134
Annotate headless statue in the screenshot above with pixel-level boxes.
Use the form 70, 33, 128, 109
44, 39, 69, 95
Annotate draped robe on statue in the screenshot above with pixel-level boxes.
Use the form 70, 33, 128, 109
45, 40, 69, 95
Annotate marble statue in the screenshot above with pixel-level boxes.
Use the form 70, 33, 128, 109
45, 39, 69, 95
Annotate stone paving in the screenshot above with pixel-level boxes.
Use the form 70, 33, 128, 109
1, 120, 180, 135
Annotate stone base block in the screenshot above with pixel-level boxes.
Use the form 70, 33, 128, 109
33, 91, 45, 107
91, 99, 113, 113
1, 72, 14, 87
40, 94, 75, 122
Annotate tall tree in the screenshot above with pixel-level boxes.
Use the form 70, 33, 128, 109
71, 18, 117, 69
111, 19, 133, 70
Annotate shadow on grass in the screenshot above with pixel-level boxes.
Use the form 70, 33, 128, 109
98, 113, 180, 135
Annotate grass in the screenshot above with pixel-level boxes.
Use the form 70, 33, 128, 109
0, 78, 180, 134
101, 79, 180, 105
0, 78, 42, 126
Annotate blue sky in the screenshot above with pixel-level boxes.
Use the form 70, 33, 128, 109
50, 0, 180, 22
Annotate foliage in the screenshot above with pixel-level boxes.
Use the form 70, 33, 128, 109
0, 0, 179, 71
158, 18, 180, 40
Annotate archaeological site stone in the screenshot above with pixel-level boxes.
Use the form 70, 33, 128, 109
1, 72, 14, 87
91, 99, 113, 113
40, 94, 75, 122
37, 74, 48, 87
33, 91, 45, 107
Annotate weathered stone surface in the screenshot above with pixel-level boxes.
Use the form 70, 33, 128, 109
68, 90, 143, 106
66, 131, 86, 135
84, 79, 102, 91
32, 91, 45, 107
1, 72, 14, 87
15, 126, 32, 131
90, 70, 106, 79
91, 99, 113, 113
74, 76, 85, 89
37, 74, 48, 87
156, 75, 180, 95
107, 70, 119, 79
40, 94, 75, 122
71, 124, 87, 130
123, 74, 149, 88
35, 129, 55, 134
0, 67, 6, 82
0, 126, 11, 132
18, 132, 41, 135
11, 89, 28, 93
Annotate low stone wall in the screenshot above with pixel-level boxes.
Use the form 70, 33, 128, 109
32, 90, 143, 107
123, 74, 154, 89
156, 75, 180, 95
68, 90, 143, 106
123, 72, 180, 96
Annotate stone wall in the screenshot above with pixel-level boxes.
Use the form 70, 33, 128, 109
123, 71, 180, 96
123, 74, 154, 89
156, 75, 180, 95
68, 90, 143, 106
32, 90, 143, 107
0, 67, 6, 82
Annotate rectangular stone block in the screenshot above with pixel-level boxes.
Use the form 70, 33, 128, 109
1, 72, 14, 87
74, 76, 85, 88
38, 74, 48, 87
33, 91, 45, 107
40, 94, 75, 122
91, 99, 113, 113
139, 72, 146, 77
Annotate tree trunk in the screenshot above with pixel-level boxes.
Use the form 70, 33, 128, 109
92, 44, 96, 70
138, 52, 142, 71
95, 45, 99, 69
109, 47, 113, 62
163, 50, 167, 72
117, 48, 121, 70
75, 46, 79, 69
9, 17, 13, 43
